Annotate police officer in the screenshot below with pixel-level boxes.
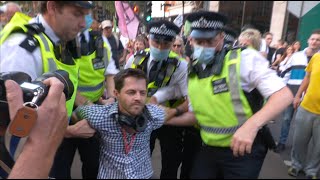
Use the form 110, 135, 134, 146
49, 12, 119, 178
222, 26, 238, 50
124, 20, 189, 179
0, 1, 93, 178
165, 11, 293, 178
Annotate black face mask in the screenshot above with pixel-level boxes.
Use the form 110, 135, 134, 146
116, 107, 150, 132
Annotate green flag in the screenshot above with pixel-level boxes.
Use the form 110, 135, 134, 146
184, 20, 191, 36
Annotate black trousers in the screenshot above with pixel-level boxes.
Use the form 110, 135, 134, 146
49, 135, 100, 179
180, 127, 202, 179
150, 126, 202, 179
190, 132, 268, 179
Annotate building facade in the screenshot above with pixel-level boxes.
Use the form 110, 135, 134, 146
152, 1, 320, 48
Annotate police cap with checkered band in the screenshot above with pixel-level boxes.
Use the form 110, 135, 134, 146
223, 26, 238, 44
147, 20, 180, 42
187, 11, 228, 39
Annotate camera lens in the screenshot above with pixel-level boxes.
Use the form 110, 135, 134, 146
35, 70, 74, 101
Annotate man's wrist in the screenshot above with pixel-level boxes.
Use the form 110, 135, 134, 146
175, 107, 183, 117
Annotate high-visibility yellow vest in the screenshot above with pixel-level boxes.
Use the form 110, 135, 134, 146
77, 30, 111, 102
0, 12, 79, 117
131, 48, 180, 99
188, 48, 253, 147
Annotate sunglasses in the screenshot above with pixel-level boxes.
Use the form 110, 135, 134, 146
173, 44, 182, 47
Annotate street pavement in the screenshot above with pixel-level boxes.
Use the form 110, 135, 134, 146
71, 114, 319, 179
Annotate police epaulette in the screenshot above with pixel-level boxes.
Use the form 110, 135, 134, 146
19, 34, 39, 53
89, 30, 102, 37
231, 46, 247, 51
167, 57, 179, 66
134, 50, 149, 58
24, 23, 45, 35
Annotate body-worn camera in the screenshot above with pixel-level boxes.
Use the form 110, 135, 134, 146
0, 70, 74, 128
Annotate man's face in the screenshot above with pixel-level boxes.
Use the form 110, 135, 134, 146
115, 77, 147, 117
307, 33, 320, 50
172, 39, 182, 54
149, 38, 173, 50
265, 34, 273, 46
103, 26, 113, 37
90, 19, 100, 31
49, 3, 89, 41
134, 40, 145, 52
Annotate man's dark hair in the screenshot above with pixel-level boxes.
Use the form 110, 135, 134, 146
114, 69, 147, 92
40, 1, 73, 14
262, 32, 273, 38
311, 29, 320, 35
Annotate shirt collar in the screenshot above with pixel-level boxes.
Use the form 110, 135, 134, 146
78, 29, 90, 42
30, 14, 61, 45
106, 102, 119, 118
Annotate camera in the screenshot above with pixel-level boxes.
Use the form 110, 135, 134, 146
0, 70, 74, 128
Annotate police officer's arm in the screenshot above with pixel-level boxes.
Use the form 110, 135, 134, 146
6, 78, 68, 179
105, 55, 119, 99
164, 99, 196, 126
231, 86, 292, 157
65, 93, 96, 139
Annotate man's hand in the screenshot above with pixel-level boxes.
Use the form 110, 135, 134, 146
230, 122, 259, 157
98, 97, 115, 105
6, 77, 68, 179
6, 78, 68, 149
65, 120, 96, 138
158, 105, 176, 123
293, 96, 301, 109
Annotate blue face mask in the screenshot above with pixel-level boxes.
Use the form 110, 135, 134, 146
149, 45, 170, 61
84, 14, 93, 30
193, 44, 215, 64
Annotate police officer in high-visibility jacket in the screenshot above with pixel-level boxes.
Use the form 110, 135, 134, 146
49, 13, 119, 179
124, 20, 189, 179
0, 1, 94, 179
166, 11, 293, 178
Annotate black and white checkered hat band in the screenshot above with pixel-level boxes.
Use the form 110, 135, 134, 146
149, 27, 176, 37
225, 34, 235, 42
192, 19, 224, 29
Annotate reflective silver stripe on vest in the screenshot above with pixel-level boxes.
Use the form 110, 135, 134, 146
200, 124, 242, 134
201, 49, 247, 134
103, 47, 109, 68
160, 63, 175, 87
133, 56, 145, 66
228, 50, 247, 125
78, 82, 104, 92
37, 33, 57, 71
37, 33, 50, 51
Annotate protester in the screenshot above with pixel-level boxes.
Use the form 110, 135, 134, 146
275, 29, 320, 153
74, 68, 184, 179
125, 19, 189, 179
289, 52, 320, 179
171, 35, 190, 63
101, 19, 125, 69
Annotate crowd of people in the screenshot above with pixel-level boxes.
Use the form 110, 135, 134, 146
0, 1, 320, 179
